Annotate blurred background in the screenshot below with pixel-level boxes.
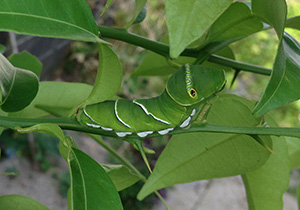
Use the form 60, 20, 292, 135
0, 0, 300, 209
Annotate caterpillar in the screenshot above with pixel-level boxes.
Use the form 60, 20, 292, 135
76, 64, 226, 138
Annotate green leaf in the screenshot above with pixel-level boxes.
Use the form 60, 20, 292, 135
9, 82, 93, 118
0, 53, 39, 112
132, 46, 234, 77
18, 122, 76, 161
101, 0, 115, 16
133, 5, 147, 25
0, 194, 50, 210
9, 51, 42, 78
59, 136, 79, 161
206, 2, 263, 42
286, 137, 300, 169
242, 116, 289, 210
69, 147, 123, 210
253, 33, 300, 116
84, 44, 123, 105
0, 109, 7, 135
16, 123, 123, 209
124, 0, 147, 29
286, 16, 300, 30
17, 123, 66, 142
252, 0, 287, 38
102, 164, 140, 191
138, 94, 272, 200
0, 0, 104, 43
203, 46, 235, 71
165, 0, 233, 58
16, 123, 70, 161
132, 54, 195, 76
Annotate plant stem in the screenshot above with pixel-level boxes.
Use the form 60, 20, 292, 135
89, 134, 147, 181
184, 123, 300, 138
208, 55, 271, 75
65, 122, 300, 139
89, 134, 170, 209
99, 26, 170, 57
1, 116, 299, 139
154, 191, 171, 210
98, 26, 272, 75
0, 116, 77, 128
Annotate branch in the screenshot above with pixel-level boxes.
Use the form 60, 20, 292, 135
185, 123, 300, 138
0, 116, 78, 129
208, 55, 271, 76
1, 116, 298, 139
98, 26, 272, 76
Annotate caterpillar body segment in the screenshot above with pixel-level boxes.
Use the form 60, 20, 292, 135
77, 64, 226, 138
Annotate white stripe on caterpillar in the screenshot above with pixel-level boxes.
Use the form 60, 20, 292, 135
86, 123, 101, 128
180, 116, 191, 128
133, 100, 171, 125
84, 107, 113, 131
158, 127, 174, 135
116, 132, 132, 137
114, 100, 132, 129
190, 109, 196, 117
137, 131, 154, 138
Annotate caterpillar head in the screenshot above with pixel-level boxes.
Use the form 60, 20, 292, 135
166, 64, 226, 106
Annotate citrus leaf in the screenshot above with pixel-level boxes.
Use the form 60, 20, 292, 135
207, 2, 263, 42
102, 164, 140, 191
16, 123, 123, 209
286, 137, 300, 169
0, 109, 7, 135
9, 82, 93, 118
101, 0, 115, 16
138, 94, 272, 200
9, 51, 42, 78
253, 33, 300, 116
286, 16, 300, 30
203, 46, 235, 71
0, 53, 39, 112
15, 123, 70, 160
19, 123, 76, 161
124, 0, 147, 29
132, 46, 234, 76
242, 116, 289, 210
69, 148, 123, 210
0, 194, 50, 210
83, 44, 123, 105
17, 123, 66, 142
252, 0, 287, 38
0, 0, 104, 43
132, 54, 195, 76
165, 0, 232, 58
133, 5, 147, 25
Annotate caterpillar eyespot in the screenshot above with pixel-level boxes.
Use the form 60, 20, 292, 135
77, 64, 226, 138
189, 88, 197, 98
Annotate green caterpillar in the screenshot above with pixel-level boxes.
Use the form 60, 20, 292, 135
77, 64, 226, 138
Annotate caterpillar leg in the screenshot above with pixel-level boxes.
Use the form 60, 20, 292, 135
195, 102, 212, 123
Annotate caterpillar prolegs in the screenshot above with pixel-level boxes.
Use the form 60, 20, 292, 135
76, 64, 226, 138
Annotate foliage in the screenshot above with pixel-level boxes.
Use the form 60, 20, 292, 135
0, 0, 300, 209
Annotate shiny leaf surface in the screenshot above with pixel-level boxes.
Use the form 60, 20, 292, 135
165, 0, 232, 58
0, 0, 103, 43
138, 94, 272, 199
